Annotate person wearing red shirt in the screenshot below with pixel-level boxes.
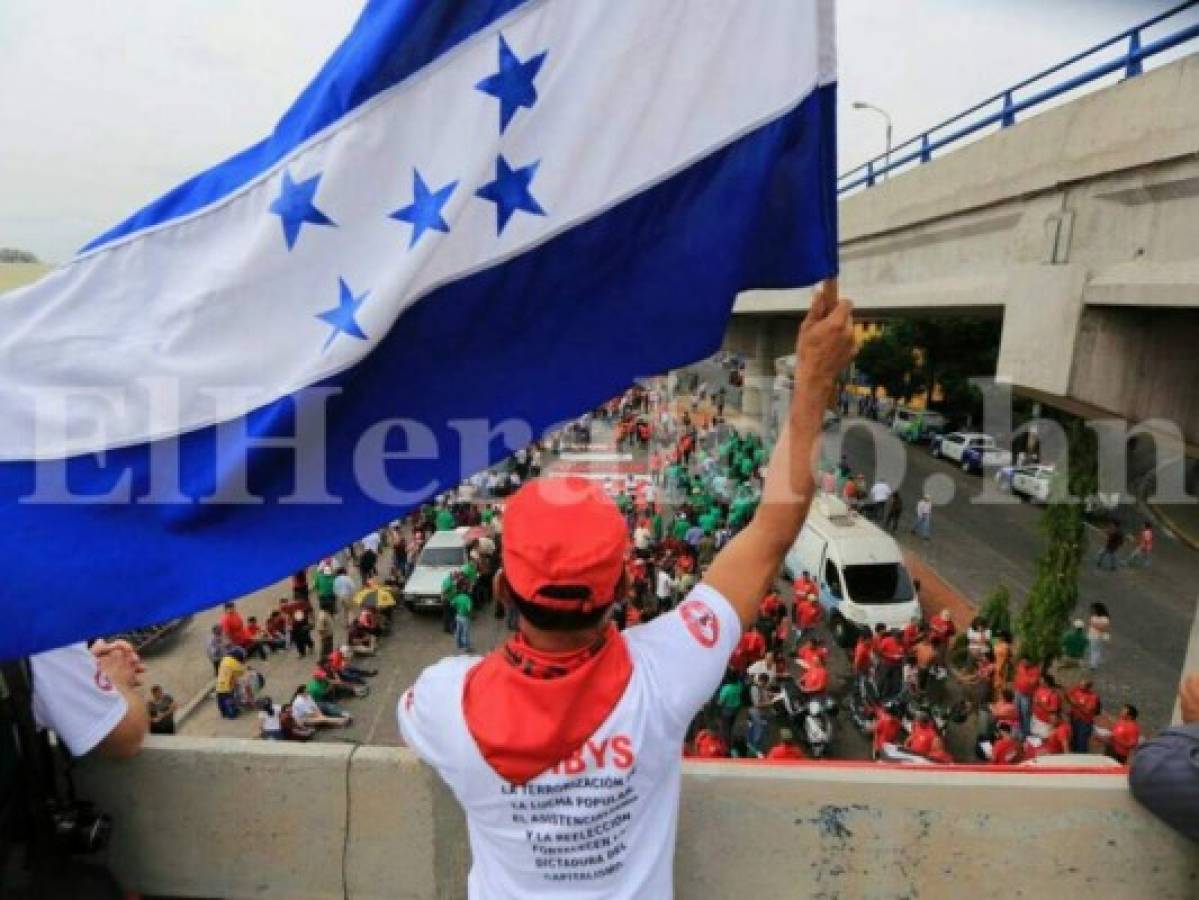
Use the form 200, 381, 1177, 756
927, 735, 954, 764
904, 712, 938, 757
1030, 674, 1062, 739
872, 704, 902, 760
729, 629, 766, 673
219, 602, 250, 649
799, 657, 829, 696
1035, 714, 1071, 757
795, 594, 823, 632
1107, 704, 1141, 763
987, 688, 1020, 736
901, 616, 923, 652
792, 573, 817, 608
1066, 679, 1101, 753
691, 729, 728, 759
796, 638, 829, 671
759, 592, 782, 620
766, 728, 807, 760
852, 633, 873, 680
988, 722, 1022, 765
1012, 657, 1041, 737
873, 626, 905, 699
929, 609, 956, 642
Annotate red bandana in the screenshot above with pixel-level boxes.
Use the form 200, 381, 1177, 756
463, 624, 633, 786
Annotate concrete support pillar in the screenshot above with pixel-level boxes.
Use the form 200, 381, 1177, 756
740, 319, 773, 417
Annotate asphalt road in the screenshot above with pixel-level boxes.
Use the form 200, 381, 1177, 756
831, 416, 1198, 732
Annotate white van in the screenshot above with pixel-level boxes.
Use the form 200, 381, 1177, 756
782, 495, 921, 646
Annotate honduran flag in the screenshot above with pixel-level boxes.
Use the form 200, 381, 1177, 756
0, 0, 837, 658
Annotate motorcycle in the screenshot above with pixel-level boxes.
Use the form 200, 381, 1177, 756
775, 678, 838, 758
846, 673, 910, 736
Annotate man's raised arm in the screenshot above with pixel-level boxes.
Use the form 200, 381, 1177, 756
703, 282, 855, 629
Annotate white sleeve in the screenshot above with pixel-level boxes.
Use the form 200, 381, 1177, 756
625, 583, 742, 735
396, 656, 475, 775
30, 643, 128, 757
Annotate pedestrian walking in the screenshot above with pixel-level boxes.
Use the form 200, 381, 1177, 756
1087, 602, 1111, 670
1095, 522, 1123, 571
1124, 522, 1154, 569
912, 495, 932, 541
883, 490, 903, 533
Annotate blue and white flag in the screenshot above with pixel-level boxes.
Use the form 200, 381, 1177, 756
0, 0, 837, 658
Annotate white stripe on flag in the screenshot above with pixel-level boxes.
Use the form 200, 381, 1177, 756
0, 0, 834, 460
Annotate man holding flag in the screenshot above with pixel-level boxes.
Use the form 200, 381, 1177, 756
400, 285, 854, 896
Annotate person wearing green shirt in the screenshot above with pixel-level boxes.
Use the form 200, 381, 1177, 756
650, 511, 664, 541
307, 674, 331, 702
452, 592, 473, 652
699, 509, 720, 534
671, 516, 691, 541
717, 679, 744, 750
435, 507, 456, 531
1061, 620, 1088, 664
481, 506, 494, 526
313, 566, 336, 610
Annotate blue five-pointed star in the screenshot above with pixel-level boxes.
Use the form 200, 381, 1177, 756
475, 155, 546, 235
389, 170, 458, 248
475, 35, 548, 133
316, 278, 370, 352
270, 170, 336, 250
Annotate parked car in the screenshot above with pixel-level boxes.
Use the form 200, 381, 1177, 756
933, 432, 1002, 470
891, 407, 947, 444
402, 530, 468, 611
1011, 465, 1055, 502
782, 495, 921, 647
962, 441, 1014, 475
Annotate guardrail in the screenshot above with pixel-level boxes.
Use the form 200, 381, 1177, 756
838, 0, 1199, 194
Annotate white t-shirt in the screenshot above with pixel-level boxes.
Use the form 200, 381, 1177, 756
292, 692, 321, 721
361, 532, 382, 554
259, 709, 282, 733
334, 573, 357, 601
399, 584, 741, 900
30, 643, 128, 757
655, 571, 675, 600
632, 527, 651, 552
868, 482, 892, 504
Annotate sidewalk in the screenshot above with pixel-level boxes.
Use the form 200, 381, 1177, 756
904, 552, 975, 629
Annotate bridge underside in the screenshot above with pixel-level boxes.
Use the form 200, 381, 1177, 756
726, 52, 1199, 453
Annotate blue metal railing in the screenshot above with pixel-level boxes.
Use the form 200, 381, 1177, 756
838, 1, 1199, 194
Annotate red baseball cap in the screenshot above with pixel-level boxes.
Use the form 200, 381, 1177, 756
502, 477, 629, 613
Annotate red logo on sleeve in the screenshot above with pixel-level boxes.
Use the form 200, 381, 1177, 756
679, 599, 719, 648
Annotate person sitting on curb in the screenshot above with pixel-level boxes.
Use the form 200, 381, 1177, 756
290, 684, 351, 728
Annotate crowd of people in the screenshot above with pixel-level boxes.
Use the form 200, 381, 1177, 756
191, 364, 1150, 771
204, 558, 396, 740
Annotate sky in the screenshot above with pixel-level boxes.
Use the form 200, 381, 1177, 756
0, 0, 1190, 263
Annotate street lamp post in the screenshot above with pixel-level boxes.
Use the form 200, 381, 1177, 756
852, 100, 893, 182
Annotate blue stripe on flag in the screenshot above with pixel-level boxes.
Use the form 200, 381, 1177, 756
81, 0, 535, 254
1, 84, 837, 659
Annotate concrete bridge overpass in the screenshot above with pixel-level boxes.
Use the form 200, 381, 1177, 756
728, 51, 1199, 453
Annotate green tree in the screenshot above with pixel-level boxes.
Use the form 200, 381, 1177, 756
978, 584, 1013, 635
1015, 422, 1097, 665
854, 329, 921, 401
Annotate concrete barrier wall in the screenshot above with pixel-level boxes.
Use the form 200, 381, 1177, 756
76, 738, 1198, 899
